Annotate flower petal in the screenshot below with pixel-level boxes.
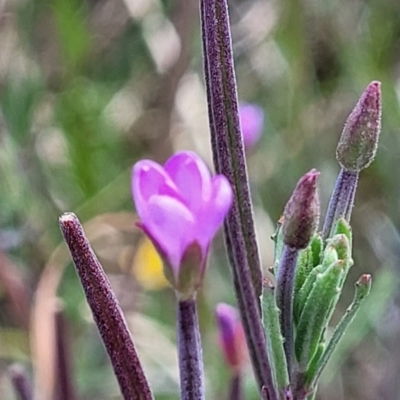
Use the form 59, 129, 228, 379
132, 160, 179, 220
239, 103, 264, 149
165, 151, 212, 213
196, 174, 233, 247
144, 195, 195, 270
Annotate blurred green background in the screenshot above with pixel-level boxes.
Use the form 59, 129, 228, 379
1, 0, 400, 399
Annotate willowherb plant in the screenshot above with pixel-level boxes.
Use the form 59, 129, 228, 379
54, 1, 381, 400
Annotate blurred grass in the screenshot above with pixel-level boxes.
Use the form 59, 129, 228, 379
1, 0, 400, 399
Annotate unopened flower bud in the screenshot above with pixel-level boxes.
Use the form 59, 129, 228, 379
355, 274, 372, 298
282, 170, 320, 249
239, 103, 264, 149
336, 81, 382, 172
215, 303, 246, 372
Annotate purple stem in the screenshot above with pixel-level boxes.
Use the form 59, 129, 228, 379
322, 169, 358, 240
200, 0, 262, 298
59, 213, 153, 400
200, 2, 276, 398
344, 171, 358, 221
223, 228, 265, 388
9, 365, 33, 400
177, 299, 205, 400
228, 373, 243, 400
276, 245, 300, 377
54, 306, 76, 400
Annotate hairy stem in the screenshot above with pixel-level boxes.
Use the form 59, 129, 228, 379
59, 213, 153, 400
178, 299, 205, 400
322, 169, 358, 240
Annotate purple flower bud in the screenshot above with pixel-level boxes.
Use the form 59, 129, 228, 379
215, 303, 246, 372
336, 81, 382, 172
132, 151, 233, 297
239, 103, 264, 149
282, 170, 320, 249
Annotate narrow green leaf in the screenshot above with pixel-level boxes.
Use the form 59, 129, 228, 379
294, 247, 314, 299
295, 260, 345, 371
310, 234, 323, 267
294, 246, 338, 321
306, 274, 371, 389
262, 279, 289, 393
326, 234, 352, 269
331, 218, 352, 246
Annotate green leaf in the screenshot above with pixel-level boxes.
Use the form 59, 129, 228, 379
295, 260, 345, 371
305, 274, 372, 390
331, 218, 352, 246
294, 246, 338, 321
310, 234, 323, 267
262, 279, 289, 393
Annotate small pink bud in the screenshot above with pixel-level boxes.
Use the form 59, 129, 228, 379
239, 103, 264, 149
282, 170, 320, 249
215, 303, 246, 372
336, 81, 382, 172
132, 151, 233, 297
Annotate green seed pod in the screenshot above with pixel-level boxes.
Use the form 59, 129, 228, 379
295, 260, 345, 371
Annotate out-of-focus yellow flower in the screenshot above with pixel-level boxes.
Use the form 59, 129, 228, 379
132, 236, 169, 291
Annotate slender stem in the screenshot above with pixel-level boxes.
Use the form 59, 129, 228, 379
59, 213, 153, 400
200, 1, 276, 397
9, 365, 33, 400
228, 373, 243, 400
177, 299, 205, 400
200, 0, 262, 297
322, 169, 358, 240
224, 225, 275, 397
54, 306, 76, 400
291, 380, 313, 400
224, 229, 264, 387
276, 245, 299, 377
344, 172, 358, 220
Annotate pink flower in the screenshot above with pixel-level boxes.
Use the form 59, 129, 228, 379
239, 103, 264, 149
132, 151, 233, 296
215, 303, 246, 372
